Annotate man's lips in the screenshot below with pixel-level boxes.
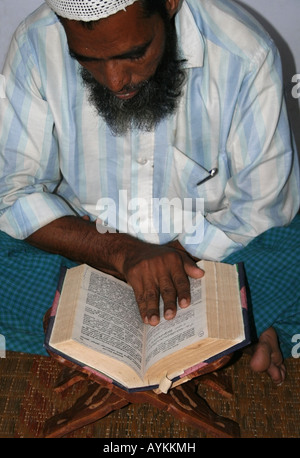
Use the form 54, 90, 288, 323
114, 88, 140, 100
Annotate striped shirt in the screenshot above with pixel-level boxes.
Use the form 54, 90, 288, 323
0, 0, 299, 261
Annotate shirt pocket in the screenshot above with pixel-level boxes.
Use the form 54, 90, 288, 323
162, 146, 213, 200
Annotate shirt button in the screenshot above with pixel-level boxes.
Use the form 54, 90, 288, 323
137, 158, 148, 165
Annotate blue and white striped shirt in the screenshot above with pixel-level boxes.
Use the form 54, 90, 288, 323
0, 0, 299, 261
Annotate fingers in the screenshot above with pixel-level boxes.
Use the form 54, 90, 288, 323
126, 250, 203, 326
133, 276, 183, 326
169, 271, 191, 310
134, 282, 161, 326
181, 252, 204, 280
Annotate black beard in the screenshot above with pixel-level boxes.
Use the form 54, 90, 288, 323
80, 21, 186, 136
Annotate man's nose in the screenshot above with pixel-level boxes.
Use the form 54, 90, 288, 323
100, 60, 132, 93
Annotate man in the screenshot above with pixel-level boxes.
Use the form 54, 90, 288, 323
0, 0, 299, 385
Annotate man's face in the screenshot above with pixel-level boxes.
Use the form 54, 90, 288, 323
61, 1, 185, 134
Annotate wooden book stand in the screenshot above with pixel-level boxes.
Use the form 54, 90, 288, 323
43, 349, 240, 438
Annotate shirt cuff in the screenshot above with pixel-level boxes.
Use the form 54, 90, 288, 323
178, 216, 245, 261
0, 192, 77, 239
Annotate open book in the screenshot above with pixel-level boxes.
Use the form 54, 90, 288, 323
45, 261, 250, 393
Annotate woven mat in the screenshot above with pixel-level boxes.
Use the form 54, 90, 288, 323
0, 351, 299, 438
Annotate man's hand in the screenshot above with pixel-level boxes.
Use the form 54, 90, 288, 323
26, 216, 204, 326
118, 240, 204, 326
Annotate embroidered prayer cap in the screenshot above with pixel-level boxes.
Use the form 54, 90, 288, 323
45, 0, 140, 21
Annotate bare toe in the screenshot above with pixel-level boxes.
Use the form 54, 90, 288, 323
249, 327, 286, 385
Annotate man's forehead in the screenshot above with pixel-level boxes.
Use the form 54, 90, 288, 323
45, 0, 139, 22
60, 2, 160, 59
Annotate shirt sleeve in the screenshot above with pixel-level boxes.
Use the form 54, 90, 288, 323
178, 43, 300, 261
0, 27, 77, 239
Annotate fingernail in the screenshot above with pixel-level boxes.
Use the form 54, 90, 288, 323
165, 309, 174, 319
149, 314, 160, 325
180, 298, 188, 308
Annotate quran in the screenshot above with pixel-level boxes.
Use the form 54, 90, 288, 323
45, 260, 250, 393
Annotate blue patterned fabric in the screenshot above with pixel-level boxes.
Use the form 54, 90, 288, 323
0, 214, 299, 358
0, 233, 77, 355
223, 213, 300, 358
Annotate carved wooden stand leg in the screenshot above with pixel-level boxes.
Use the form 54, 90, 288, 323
44, 382, 130, 438
43, 358, 240, 438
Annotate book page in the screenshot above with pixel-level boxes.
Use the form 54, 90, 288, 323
144, 276, 208, 373
204, 261, 244, 340
72, 267, 145, 377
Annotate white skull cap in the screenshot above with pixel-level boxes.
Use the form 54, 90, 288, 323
45, 0, 140, 21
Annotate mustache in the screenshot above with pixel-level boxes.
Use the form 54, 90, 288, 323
110, 79, 149, 96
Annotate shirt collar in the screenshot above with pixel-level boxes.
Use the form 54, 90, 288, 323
175, 1, 204, 68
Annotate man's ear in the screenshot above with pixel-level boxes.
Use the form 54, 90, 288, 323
165, 0, 181, 18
